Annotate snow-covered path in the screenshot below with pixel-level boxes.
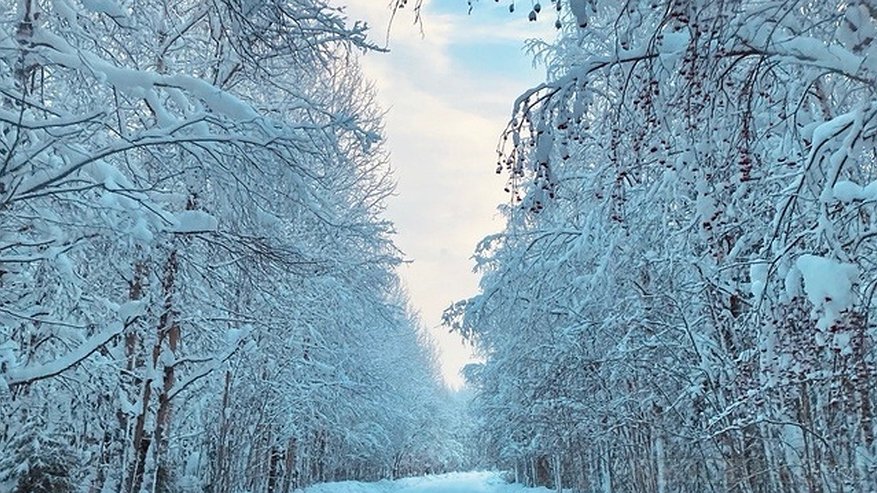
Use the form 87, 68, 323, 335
305, 472, 551, 493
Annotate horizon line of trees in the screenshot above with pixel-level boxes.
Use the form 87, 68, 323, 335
0, 1, 470, 492
450, 1, 877, 492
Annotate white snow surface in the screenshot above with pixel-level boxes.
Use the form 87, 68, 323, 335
795, 254, 859, 330
831, 180, 877, 202
659, 27, 691, 55
170, 210, 219, 233
303, 472, 550, 493
750, 262, 769, 299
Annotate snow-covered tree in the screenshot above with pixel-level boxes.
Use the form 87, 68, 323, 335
0, 1, 459, 492
452, 1, 877, 491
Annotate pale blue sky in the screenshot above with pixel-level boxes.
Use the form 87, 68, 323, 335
344, 0, 554, 388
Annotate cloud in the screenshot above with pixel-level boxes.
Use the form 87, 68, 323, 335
343, 0, 550, 388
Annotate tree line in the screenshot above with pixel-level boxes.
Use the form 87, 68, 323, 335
449, 1, 877, 492
0, 1, 468, 492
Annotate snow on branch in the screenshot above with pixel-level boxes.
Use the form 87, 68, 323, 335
32, 27, 260, 122
3, 322, 124, 388
741, 23, 871, 82
166, 330, 250, 402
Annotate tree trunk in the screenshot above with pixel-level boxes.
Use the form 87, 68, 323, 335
127, 250, 178, 493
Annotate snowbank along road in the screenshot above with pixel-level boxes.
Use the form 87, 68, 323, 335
305, 472, 552, 493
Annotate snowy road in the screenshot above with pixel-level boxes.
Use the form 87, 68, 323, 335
305, 472, 551, 493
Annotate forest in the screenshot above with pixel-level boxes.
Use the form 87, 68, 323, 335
447, 1, 877, 492
0, 0, 470, 491
2, 0, 877, 493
